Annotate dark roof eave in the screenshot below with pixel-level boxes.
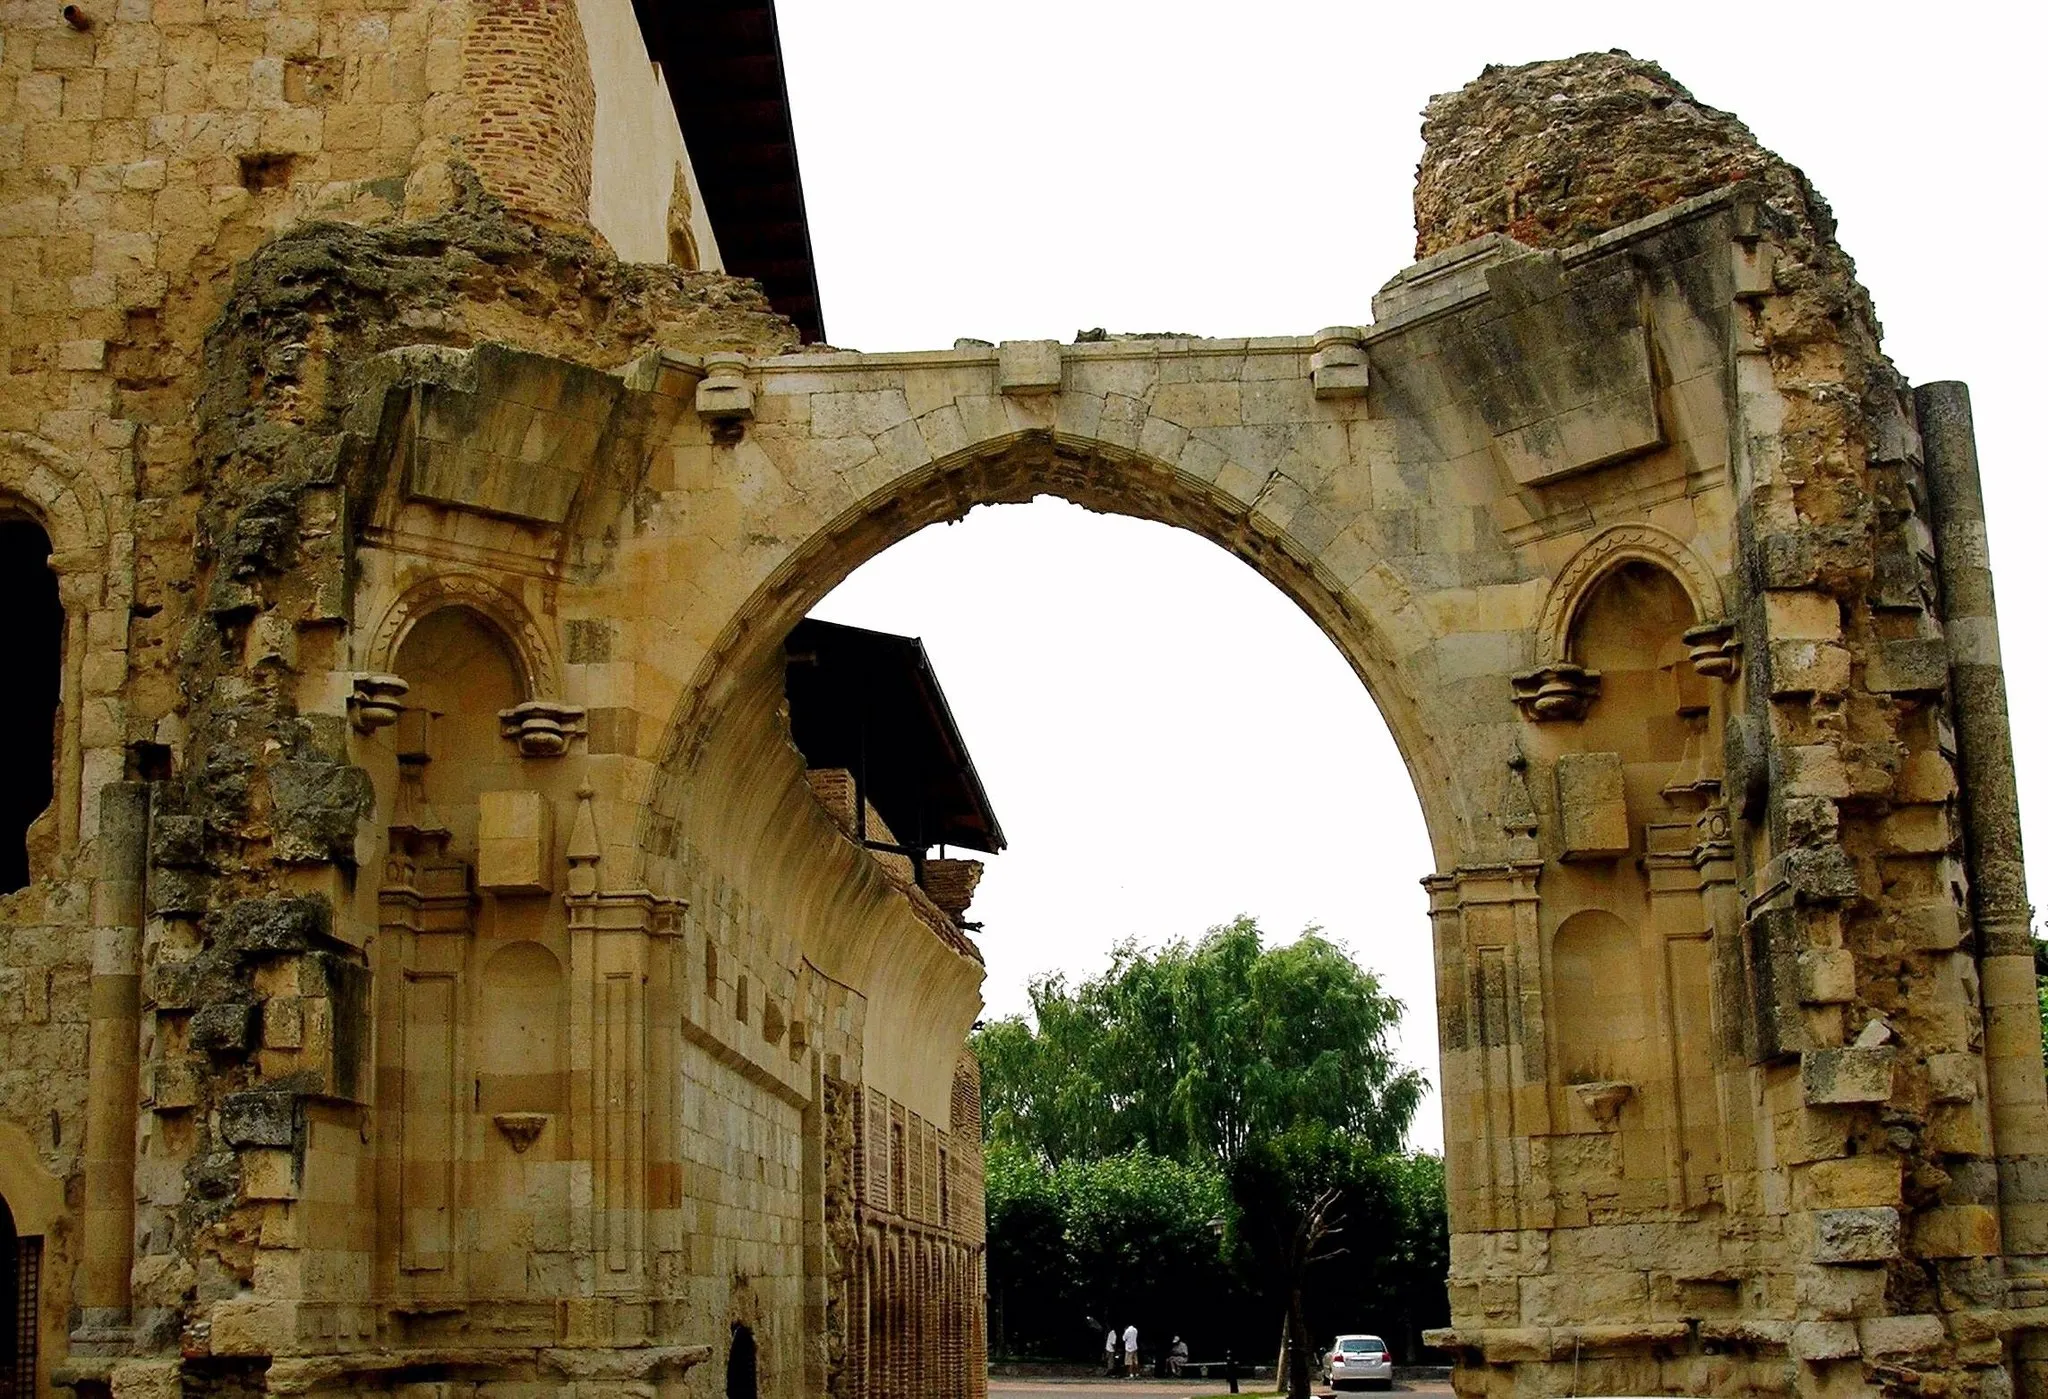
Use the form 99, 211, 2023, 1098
632, 0, 826, 343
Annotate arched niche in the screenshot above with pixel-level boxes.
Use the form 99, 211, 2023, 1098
1571, 558, 1702, 762
1536, 524, 1722, 667
478, 940, 566, 1118
390, 603, 529, 842
1549, 908, 1647, 1091
370, 573, 555, 700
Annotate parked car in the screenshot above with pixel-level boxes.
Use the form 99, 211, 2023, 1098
1325, 1334, 1394, 1391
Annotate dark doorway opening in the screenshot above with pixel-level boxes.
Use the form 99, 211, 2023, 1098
725, 1321, 757, 1399
0, 517, 61, 894
2, 1194, 42, 1399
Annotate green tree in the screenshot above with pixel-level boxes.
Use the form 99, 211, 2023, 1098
975, 917, 1424, 1169
983, 1142, 1237, 1361
1229, 1124, 1364, 1399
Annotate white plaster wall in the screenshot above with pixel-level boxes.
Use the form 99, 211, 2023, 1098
575, 0, 724, 270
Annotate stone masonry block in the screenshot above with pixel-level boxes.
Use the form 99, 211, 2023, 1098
1857, 1314, 1945, 1359
1928, 1053, 1978, 1104
1912, 1204, 2001, 1258
1867, 638, 1950, 695
478, 789, 552, 894
1794, 1155, 1901, 1211
1813, 1207, 1902, 1264
1803, 1046, 1896, 1105
997, 340, 1061, 395
241, 1147, 299, 1202
1769, 639, 1851, 697
189, 999, 258, 1056
219, 1089, 297, 1147
1798, 948, 1857, 1005
1556, 751, 1629, 860
1764, 590, 1842, 640
1787, 845, 1861, 904
1796, 1261, 1888, 1318
1793, 1320, 1861, 1361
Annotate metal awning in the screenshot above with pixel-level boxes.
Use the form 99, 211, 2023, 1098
784, 619, 1006, 855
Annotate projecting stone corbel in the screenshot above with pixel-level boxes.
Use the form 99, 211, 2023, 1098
492, 1112, 549, 1153
348, 673, 408, 733
1684, 619, 1741, 679
694, 352, 754, 430
1309, 326, 1369, 399
498, 699, 587, 757
1510, 662, 1601, 721
1571, 1080, 1634, 1128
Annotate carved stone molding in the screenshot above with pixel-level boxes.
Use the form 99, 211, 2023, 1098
1533, 524, 1726, 666
1510, 663, 1602, 722
695, 352, 754, 427
492, 1112, 549, 1153
347, 673, 408, 733
498, 699, 587, 757
1572, 1080, 1634, 1128
1684, 619, 1741, 679
1309, 326, 1369, 399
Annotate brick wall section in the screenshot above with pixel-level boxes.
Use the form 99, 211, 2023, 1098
848, 1079, 987, 1399
460, 0, 595, 230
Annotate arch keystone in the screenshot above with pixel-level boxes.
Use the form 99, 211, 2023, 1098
996, 340, 1062, 396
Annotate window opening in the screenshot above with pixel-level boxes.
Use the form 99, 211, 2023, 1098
0, 517, 61, 894
725, 1322, 757, 1399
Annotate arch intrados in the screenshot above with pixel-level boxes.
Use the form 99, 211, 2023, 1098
644, 431, 1461, 866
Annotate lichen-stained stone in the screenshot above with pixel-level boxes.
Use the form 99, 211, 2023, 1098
1813, 1208, 1904, 1264
1802, 1046, 1897, 1106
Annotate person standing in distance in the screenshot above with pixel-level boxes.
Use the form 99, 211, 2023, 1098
1123, 1323, 1140, 1377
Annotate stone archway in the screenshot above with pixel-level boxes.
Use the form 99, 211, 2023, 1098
623, 192, 1757, 1395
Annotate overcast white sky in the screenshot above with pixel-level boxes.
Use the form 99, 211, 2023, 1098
775, 1, 2047, 1153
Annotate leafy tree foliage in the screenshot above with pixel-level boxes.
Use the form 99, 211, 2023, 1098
985, 1143, 1242, 1362
976, 917, 1425, 1167
1228, 1128, 1451, 1396
977, 920, 1448, 1371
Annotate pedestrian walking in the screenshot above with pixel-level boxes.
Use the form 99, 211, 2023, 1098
1123, 1323, 1140, 1377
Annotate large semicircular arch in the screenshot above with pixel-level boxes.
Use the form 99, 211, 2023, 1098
636, 427, 1466, 870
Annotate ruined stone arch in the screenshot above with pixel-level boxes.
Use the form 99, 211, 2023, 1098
639, 427, 1466, 872
365, 571, 559, 701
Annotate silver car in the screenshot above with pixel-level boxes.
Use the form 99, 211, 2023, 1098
1325, 1334, 1394, 1391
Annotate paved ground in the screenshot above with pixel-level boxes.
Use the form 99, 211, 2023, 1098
988, 1384, 1449, 1396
